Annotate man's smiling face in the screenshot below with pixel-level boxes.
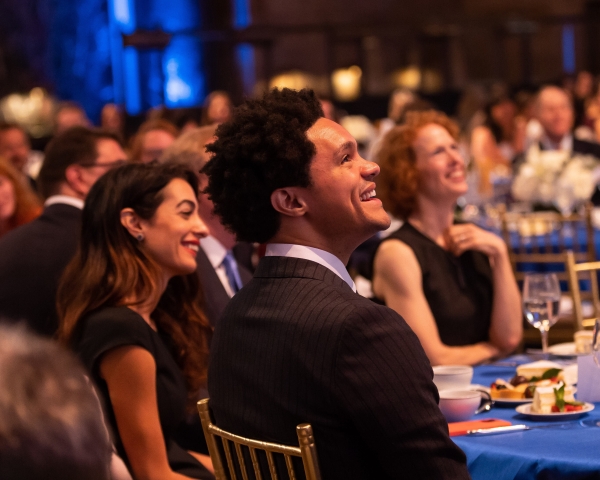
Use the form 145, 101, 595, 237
301, 118, 391, 245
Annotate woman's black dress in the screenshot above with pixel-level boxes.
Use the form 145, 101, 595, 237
374, 222, 494, 346
73, 306, 213, 479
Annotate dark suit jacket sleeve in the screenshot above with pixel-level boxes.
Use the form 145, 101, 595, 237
573, 138, 600, 158
332, 303, 470, 479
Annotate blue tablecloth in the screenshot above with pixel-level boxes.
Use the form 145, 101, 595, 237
453, 357, 600, 480
505, 226, 600, 258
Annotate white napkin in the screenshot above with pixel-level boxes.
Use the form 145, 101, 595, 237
576, 355, 600, 402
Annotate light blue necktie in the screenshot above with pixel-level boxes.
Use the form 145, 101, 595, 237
222, 250, 243, 294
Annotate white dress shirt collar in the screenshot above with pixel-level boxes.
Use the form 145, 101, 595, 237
540, 133, 573, 152
200, 235, 236, 297
265, 243, 356, 292
200, 235, 228, 269
44, 195, 85, 210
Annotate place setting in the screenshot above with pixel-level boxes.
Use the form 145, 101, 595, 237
433, 345, 598, 437
544, 329, 594, 357
486, 274, 593, 419
430, 274, 600, 443
433, 361, 591, 432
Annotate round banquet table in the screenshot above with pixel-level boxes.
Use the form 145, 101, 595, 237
452, 355, 600, 480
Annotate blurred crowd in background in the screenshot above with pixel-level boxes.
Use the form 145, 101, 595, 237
5, 71, 600, 240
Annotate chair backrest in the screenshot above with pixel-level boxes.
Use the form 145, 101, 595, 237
197, 398, 322, 480
566, 250, 600, 330
499, 203, 595, 286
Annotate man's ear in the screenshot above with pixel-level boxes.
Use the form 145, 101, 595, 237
120, 208, 144, 239
64, 164, 87, 197
270, 187, 307, 217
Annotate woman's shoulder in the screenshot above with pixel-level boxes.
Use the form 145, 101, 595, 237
82, 306, 148, 332
373, 230, 422, 281
73, 306, 156, 368
375, 222, 422, 256
377, 234, 416, 259
381, 222, 433, 253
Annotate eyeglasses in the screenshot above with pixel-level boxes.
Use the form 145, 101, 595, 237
79, 159, 128, 169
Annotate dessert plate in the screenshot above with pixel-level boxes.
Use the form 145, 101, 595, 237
467, 384, 490, 394
492, 397, 533, 407
547, 342, 584, 357
515, 402, 594, 420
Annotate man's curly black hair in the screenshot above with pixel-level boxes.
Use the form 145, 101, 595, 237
203, 88, 323, 243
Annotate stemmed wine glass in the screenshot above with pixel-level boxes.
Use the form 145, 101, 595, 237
554, 181, 576, 218
593, 318, 600, 367
554, 181, 576, 237
523, 273, 561, 354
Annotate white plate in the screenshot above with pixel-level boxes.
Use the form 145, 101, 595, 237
492, 397, 533, 406
515, 402, 594, 419
468, 384, 490, 394
548, 342, 584, 357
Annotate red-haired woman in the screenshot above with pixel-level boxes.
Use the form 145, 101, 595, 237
372, 110, 522, 366
58, 163, 213, 480
0, 158, 41, 238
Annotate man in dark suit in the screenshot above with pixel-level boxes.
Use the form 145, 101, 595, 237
536, 85, 600, 206
193, 242, 252, 325
0, 127, 126, 336
159, 125, 253, 327
515, 85, 600, 203
203, 88, 469, 479
534, 85, 600, 157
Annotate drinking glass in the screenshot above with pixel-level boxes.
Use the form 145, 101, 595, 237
554, 182, 576, 238
554, 181, 576, 217
581, 319, 600, 428
522, 273, 561, 353
593, 318, 600, 367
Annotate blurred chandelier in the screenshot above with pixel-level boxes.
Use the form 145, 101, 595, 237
331, 66, 362, 101
0, 88, 55, 137
392, 66, 443, 93
269, 70, 316, 91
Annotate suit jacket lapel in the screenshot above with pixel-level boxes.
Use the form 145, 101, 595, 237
238, 263, 253, 285
196, 248, 231, 326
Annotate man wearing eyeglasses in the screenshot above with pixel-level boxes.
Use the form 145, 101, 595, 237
0, 127, 127, 336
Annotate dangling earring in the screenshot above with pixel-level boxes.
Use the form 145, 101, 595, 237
136, 233, 144, 242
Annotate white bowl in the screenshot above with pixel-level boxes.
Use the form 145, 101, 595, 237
432, 365, 473, 392
438, 390, 482, 423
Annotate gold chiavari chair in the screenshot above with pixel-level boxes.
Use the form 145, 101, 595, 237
499, 203, 595, 278
197, 398, 322, 480
566, 250, 600, 331
498, 203, 595, 344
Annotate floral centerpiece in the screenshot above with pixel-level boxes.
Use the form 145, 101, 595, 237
511, 143, 600, 211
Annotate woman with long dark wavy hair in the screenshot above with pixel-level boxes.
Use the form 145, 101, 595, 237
57, 162, 214, 480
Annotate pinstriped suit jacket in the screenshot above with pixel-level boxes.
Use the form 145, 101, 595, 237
208, 256, 469, 479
